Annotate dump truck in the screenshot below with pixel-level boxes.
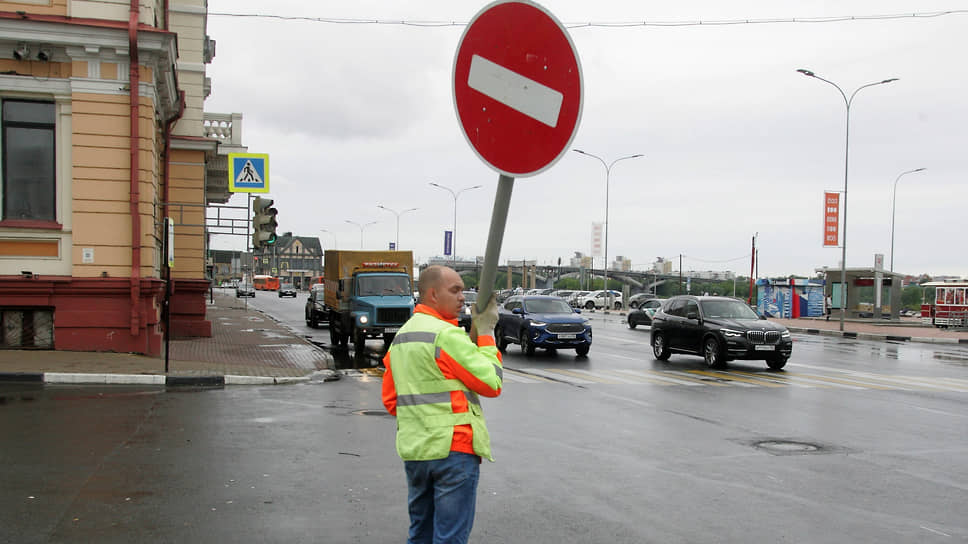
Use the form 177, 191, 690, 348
324, 250, 415, 352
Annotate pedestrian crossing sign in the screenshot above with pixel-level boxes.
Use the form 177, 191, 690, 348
228, 153, 269, 193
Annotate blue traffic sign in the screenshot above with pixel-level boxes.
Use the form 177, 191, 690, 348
228, 153, 269, 193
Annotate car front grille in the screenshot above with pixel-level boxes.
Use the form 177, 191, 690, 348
746, 330, 781, 344
546, 323, 585, 334
377, 307, 411, 325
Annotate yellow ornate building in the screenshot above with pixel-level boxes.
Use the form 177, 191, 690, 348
0, 1, 243, 355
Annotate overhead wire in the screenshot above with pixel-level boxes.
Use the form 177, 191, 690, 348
207, 9, 968, 29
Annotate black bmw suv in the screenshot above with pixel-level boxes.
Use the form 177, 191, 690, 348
650, 295, 792, 370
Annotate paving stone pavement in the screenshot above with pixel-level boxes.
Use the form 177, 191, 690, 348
0, 291, 333, 382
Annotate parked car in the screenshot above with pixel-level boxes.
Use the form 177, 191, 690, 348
304, 286, 327, 328
567, 291, 590, 308
235, 283, 255, 298
495, 295, 592, 356
577, 290, 623, 310
650, 295, 792, 370
459, 290, 476, 332
627, 298, 665, 328
278, 283, 297, 298
627, 293, 657, 309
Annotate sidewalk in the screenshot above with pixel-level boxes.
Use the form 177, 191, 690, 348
771, 316, 968, 345
0, 291, 335, 385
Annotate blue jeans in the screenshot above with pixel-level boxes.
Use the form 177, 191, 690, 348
404, 452, 481, 544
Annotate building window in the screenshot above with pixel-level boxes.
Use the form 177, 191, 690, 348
2, 100, 56, 221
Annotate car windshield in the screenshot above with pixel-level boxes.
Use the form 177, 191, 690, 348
463, 291, 477, 303
700, 299, 760, 319
281, 284, 293, 289
524, 298, 573, 314
357, 275, 411, 296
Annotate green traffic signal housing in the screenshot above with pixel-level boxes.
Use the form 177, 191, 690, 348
252, 196, 278, 250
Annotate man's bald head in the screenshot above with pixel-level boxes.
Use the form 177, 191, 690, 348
418, 265, 465, 319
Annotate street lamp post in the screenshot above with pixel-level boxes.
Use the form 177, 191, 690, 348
345, 220, 378, 249
573, 149, 643, 311
377, 205, 419, 249
319, 229, 338, 250
890, 168, 925, 272
797, 68, 898, 331
429, 182, 483, 263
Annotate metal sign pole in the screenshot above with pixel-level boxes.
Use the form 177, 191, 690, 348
476, 174, 514, 311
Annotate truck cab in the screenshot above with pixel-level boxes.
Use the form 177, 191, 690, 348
324, 250, 415, 354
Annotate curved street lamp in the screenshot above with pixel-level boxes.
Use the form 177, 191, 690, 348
345, 219, 378, 249
377, 205, 419, 250
429, 182, 483, 263
572, 149, 644, 310
797, 68, 898, 331
890, 167, 925, 272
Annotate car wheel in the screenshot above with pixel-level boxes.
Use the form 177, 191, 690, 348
766, 354, 788, 370
576, 344, 590, 357
703, 337, 725, 368
310, 314, 318, 329
520, 330, 535, 356
627, 317, 637, 329
652, 333, 670, 361
585, 301, 595, 310
629, 301, 639, 309
614, 301, 622, 310
495, 326, 508, 352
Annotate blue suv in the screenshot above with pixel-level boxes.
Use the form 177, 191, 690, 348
495, 295, 592, 356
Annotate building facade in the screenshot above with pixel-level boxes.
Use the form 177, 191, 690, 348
0, 1, 243, 354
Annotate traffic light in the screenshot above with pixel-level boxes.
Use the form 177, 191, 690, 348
252, 196, 278, 250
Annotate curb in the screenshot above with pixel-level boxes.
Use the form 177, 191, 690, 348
0, 372, 316, 386
787, 327, 963, 345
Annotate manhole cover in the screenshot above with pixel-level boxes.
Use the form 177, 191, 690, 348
352, 409, 390, 417
754, 440, 820, 454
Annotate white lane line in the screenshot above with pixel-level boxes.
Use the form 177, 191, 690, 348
468, 54, 563, 128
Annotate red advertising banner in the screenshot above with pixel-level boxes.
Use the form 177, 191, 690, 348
823, 192, 840, 247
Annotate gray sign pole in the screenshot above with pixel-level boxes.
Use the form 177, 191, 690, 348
476, 174, 514, 311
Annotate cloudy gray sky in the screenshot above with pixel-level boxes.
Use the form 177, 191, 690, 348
204, 1, 966, 278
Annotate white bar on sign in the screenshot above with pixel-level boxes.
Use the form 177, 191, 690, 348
468, 54, 563, 128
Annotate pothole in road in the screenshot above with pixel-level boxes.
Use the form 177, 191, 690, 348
749, 439, 838, 456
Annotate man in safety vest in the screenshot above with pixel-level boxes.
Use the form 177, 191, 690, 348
382, 265, 502, 544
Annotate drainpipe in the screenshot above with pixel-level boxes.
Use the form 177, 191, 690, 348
128, 0, 141, 336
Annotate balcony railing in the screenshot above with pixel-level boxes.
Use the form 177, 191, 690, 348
203, 112, 243, 146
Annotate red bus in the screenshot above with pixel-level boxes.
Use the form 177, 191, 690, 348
253, 275, 280, 291
920, 281, 968, 328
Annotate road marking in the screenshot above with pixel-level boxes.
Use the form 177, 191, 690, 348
502, 369, 555, 383
662, 370, 731, 386
543, 368, 622, 384
468, 54, 563, 128
790, 372, 894, 390
609, 368, 702, 386
688, 370, 782, 387
728, 370, 827, 388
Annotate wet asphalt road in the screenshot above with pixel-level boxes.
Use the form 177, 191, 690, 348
2, 293, 967, 543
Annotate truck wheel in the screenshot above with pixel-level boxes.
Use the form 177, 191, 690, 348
383, 333, 395, 352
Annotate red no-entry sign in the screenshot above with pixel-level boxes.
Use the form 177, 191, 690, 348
453, 1, 583, 177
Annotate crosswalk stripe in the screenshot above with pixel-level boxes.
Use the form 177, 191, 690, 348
610, 368, 703, 386
728, 370, 827, 388
662, 370, 732, 386
688, 370, 781, 387
544, 368, 624, 384
790, 372, 895, 390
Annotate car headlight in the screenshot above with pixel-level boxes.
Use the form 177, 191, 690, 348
721, 328, 744, 338
781, 330, 791, 338
530, 320, 547, 327
358, 315, 369, 325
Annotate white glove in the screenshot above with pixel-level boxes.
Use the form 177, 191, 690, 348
470, 294, 499, 341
